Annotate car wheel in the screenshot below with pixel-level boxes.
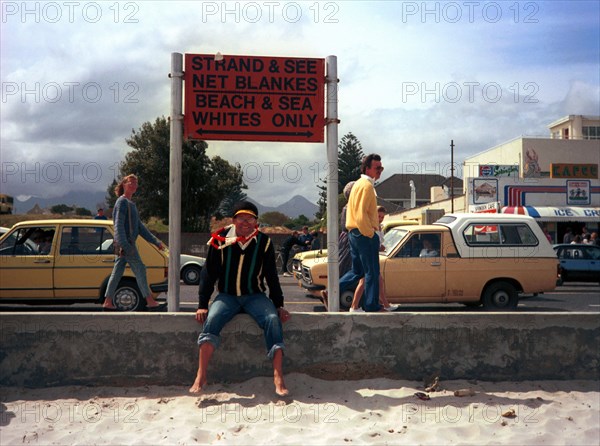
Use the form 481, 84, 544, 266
340, 290, 354, 310
482, 281, 518, 310
113, 279, 144, 312
182, 264, 201, 285
285, 258, 294, 274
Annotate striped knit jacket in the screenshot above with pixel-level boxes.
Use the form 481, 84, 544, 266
197, 228, 284, 309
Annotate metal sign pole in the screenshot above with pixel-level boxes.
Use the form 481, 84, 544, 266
326, 55, 340, 312
168, 52, 183, 311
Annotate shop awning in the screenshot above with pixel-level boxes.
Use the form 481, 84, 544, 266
501, 206, 600, 221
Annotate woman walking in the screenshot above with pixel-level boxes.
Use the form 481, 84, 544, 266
102, 174, 166, 311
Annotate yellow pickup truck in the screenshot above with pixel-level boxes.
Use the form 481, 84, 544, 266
291, 218, 417, 279
297, 213, 558, 310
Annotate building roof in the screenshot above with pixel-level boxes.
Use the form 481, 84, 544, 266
547, 114, 600, 129
376, 174, 463, 200
440, 176, 464, 189
376, 196, 402, 213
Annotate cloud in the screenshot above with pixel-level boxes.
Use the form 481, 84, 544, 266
1, 1, 598, 207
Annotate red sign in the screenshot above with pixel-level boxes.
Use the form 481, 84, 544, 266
184, 54, 325, 142
479, 165, 493, 176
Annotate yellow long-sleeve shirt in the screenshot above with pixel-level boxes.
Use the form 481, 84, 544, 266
345, 175, 378, 238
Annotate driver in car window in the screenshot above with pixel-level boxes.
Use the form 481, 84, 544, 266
419, 236, 439, 257
31, 230, 53, 254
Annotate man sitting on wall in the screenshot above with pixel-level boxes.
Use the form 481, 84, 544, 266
190, 201, 291, 396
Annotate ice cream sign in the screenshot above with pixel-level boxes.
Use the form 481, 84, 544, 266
566, 180, 591, 205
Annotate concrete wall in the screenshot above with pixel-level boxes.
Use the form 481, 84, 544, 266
1, 312, 598, 388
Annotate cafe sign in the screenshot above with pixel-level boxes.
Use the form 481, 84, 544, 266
551, 163, 598, 179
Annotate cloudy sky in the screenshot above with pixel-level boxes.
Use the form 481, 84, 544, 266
2, 0, 599, 208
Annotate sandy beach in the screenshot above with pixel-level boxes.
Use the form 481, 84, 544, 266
1, 374, 598, 445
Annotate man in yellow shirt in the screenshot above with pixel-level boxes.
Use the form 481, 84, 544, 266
340, 153, 384, 312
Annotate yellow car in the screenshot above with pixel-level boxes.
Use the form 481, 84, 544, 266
0, 219, 168, 311
291, 247, 327, 279
292, 219, 418, 279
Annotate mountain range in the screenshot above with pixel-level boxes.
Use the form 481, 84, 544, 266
13, 191, 318, 220
247, 195, 319, 219
14, 191, 108, 215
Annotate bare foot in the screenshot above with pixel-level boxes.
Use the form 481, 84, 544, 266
319, 290, 328, 310
146, 296, 161, 308
189, 375, 207, 394
102, 298, 116, 310
274, 375, 289, 397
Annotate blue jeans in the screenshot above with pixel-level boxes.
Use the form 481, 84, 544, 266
339, 229, 381, 312
105, 246, 151, 299
197, 292, 284, 359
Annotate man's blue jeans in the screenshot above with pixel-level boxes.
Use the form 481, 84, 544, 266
197, 292, 284, 359
339, 229, 381, 312
105, 247, 151, 299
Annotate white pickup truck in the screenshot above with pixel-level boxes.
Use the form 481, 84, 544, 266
298, 213, 558, 310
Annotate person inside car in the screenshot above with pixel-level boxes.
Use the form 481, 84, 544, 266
419, 236, 439, 258
30, 229, 53, 255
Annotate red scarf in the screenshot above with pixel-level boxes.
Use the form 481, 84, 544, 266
209, 224, 259, 250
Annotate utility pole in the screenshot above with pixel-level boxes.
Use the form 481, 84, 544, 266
168, 52, 183, 311
450, 140, 455, 213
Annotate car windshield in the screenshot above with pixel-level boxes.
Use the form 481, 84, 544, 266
382, 228, 410, 256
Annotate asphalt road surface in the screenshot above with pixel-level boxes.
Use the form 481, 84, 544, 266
0, 276, 598, 313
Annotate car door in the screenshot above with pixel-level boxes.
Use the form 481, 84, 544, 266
582, 246, 600, 281
53, 224, 115, 299
382, 232, 445, 301
559, 246, 587, 281
0, 225, 56, 299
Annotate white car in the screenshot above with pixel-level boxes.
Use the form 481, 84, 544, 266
101, 239, 205, 286
180, 253, 206, 285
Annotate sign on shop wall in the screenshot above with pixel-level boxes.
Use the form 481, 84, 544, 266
472, 178, 498, 204
567, 180, 591, 205
551, 163, 598, 179
478, 164, 519, 177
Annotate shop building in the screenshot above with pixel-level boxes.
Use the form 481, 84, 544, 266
464, 115, 599, 243
386, 115, 599, 242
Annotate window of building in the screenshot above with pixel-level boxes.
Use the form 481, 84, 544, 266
582, 126, 600, 140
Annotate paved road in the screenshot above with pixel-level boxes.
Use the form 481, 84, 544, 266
281, 277, 600, 313
0, 277, 597, 313
180, 276, 599, 313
